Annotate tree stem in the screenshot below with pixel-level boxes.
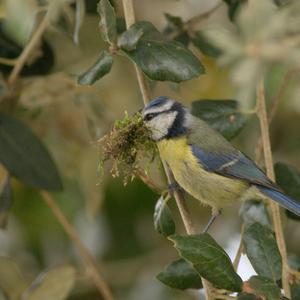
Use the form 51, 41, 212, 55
8, 11, 49, 85
41, 191, 114, 300
256, 81, 291, 298
121, 1, 213, 299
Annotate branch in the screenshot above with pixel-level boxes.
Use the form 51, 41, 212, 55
256, 81, 291, 298
255, 69, 298, 163
168, 1, 224, 40
121, 1, 214, 299
0, 57, 17, 66
186, 1, 224, 31
41, 191, 114, 300
8, 11, 49, 85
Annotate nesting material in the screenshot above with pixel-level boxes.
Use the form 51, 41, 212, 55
99, 112, 158, 184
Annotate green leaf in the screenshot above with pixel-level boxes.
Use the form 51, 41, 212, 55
117, 26, 144, 51
291, 279, 300, 300
248, 276, 281, 300
156, 258, 202, 290
154, 195, 175, 237
275, 162, 300, 221
239, 199, 271, 228
169, 233, 243, 291
237, 293, 260, 300
21, 266, 75, 300
119, 21, 205, 82
192, 31, 222, 57
77, 51, 113, 85
243, 222, 282, 281
191, 99, 247, 140
0, 113, 63, 191
0, 175, 12, 229
97, 0, 117, 44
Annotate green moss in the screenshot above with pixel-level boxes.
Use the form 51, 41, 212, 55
99, 112, 157, 184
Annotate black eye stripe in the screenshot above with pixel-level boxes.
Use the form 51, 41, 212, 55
144, 112, 159, 121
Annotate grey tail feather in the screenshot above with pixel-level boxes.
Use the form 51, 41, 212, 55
257, 185, 300, 216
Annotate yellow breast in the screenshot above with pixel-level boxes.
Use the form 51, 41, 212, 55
157, 137, 248, 210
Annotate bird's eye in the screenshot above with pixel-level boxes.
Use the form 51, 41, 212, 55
144, 113, 155, 121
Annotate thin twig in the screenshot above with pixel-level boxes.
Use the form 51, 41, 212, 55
0, 57, 17, 66
8, 11, 49, 85
186, 1, 224, 31
233, 226, 245, 271
121, 1, 213, 299
41, 191, 114, 300
255, 69, 298, 163
256, 81, 291, 298
168, 1, 223, 40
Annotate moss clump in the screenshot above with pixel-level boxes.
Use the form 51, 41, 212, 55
99, 112, 157, 184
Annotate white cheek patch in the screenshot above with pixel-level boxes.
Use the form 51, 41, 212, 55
148, 111, 178, 141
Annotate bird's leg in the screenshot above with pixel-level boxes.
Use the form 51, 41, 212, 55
168, 181, 183, 193
202, 209, 222, 233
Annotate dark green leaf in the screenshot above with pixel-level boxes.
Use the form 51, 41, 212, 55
153, 195, 175, 237
0, 113, 63, 191
222, 0, 247, 21
0, 175, 12, 229
275, 162, 300, 221
239, 199, 271, 228
237, 293, 260, 300
291, 279, 300, 300
192, 31, 222, 58
97, 0, 117, 44
248, 276, 281, 300
170, 233, 243, 291
243, 222, 282, 282
119, 21, 205, 82
156, 258, 202, 290
117, 26, 144, 51
288, 254, 300, 271
191, 99, 247, 140
164, 13, 184, 30
77, 51, 113, 85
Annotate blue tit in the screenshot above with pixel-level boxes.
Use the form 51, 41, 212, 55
142, 96, 300, 231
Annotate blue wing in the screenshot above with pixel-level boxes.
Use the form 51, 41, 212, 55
191, 145, 300, 216
190, 145, 278, 190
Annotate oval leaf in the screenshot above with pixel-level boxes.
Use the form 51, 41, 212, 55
275, 162, 300, 221
0, 175, 12, 229
191, 99, 247, 140
0, 113, 63, 191
0, 257, 27, 300
169, 233, 243, 291
153, 195, 175, 237
248, 276, 281, 300
77, 50, 113, 85
243, 222, 282, 281
97, 0, 117, 44
119, 21, 205, 82
21, 266, 75, 300
156, 258, 202, 290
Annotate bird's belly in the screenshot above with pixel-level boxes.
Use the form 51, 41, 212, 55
158, 139, 248, 209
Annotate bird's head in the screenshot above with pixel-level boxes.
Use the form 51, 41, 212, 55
142, 96, 189, 141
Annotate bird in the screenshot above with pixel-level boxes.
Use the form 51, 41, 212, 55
142, 96, 300, 231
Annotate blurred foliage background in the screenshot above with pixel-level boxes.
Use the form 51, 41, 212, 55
0, 0, 300, 299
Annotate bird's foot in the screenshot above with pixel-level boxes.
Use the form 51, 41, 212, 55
202, 209, 222, 233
